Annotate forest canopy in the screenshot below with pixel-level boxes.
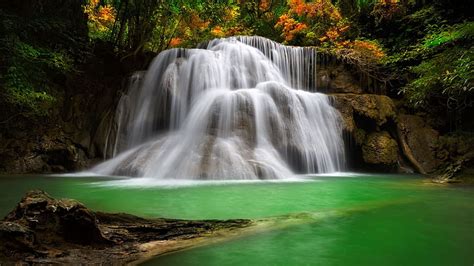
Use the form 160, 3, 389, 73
0, 0, 472, 131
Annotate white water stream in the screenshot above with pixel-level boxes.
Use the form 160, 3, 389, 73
93, 36, 345, 179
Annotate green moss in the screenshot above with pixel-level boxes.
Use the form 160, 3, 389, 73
362, 131, 398, 165
348, 94, 396, 126
354, 128, 367, 145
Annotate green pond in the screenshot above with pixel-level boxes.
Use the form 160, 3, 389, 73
0, 174, 473, 266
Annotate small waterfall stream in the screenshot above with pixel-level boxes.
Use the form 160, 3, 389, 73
93, 36, 345, 179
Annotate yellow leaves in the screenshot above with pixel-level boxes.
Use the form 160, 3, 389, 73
189, 12, 210, 31
351, 40, 386, 59
319, 24, 350, 44
211, 26, 225, 37
275, 14, 308, 41
97, 5, 115, 25
84, 0, 116, 33
326, 28, 340, 40
288, 0, 342, 22
225, 6, 240, 21
276, 0, 347, 44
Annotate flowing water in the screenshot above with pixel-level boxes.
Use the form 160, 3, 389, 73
0, 174, 473, 265
95, 36, 344, 179
5, 37, 471, 264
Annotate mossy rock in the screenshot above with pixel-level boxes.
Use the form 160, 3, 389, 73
362, 131, 398, 165
397, 114, 440, 174
331, 94, 397, 133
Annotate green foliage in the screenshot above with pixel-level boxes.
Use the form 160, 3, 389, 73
396, 21, 474, 110
0, 9, 79, 118
4, 66, 56, 116
402, 47, 473, 109
423, 22, 474, 48
1, 38, 75, 116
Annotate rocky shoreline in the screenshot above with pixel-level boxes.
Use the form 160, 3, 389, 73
0, 190, 253, 264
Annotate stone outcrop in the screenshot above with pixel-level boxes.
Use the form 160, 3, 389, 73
331, 93, 397, 133
397, 115, 441, 174
331, 93, 402, 170
317, 64, 363, 94
0, 133, 89, 173
0, 190, 251, 264
3, 190, 109, 245
362, 131, 399, 165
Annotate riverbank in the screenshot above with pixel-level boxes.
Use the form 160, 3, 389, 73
0, 190, 252, 264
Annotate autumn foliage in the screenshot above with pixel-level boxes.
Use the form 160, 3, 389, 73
275, 0, 349, 46
275, 15, 308, 41
352, 40, 385, 59
84, 0, 116, 34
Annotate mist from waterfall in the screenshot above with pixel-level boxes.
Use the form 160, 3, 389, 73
94, 36, 345, 180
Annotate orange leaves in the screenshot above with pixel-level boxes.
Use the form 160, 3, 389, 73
276, 0, 346, 44
259, 0, 271, 11
96, 5, 115, 26
352, 40, 386, 59
189, 12, 210, 31
275, 14, 308, 41
84, 0, 116, 33
169, 37, 182, 47
211, 26, 226, 37
318, 24, 350, 44
290, 0, 306, 16
325, 28, 340, 39
288, 0, 342, 21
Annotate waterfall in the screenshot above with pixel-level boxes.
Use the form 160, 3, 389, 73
93, 36, 345, 179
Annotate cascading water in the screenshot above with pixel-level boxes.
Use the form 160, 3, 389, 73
93, 36, 345, 180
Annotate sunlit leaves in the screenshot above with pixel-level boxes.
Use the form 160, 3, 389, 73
84, 0, 116, 35
275, 0, 346, 45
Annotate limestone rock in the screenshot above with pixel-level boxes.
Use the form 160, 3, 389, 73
362, 131, 398, 165
0, 190, 252, 264
0, 221, 36, 257
4, 190, 109, 245
331, 94, 397, 132
317, 65, 363, 94
397, 115, 440, 174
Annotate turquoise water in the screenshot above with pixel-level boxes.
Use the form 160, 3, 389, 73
0, 174, 473, 265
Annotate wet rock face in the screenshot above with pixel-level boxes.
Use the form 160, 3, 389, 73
362, 132, 399, 165
397, 115, 441, 174
317, 65, 363, 94
331, 93, 404, 171
331, 94, 397, 133
0, 134, 89, 174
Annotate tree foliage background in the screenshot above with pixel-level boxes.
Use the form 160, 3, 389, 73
0, 0, 473, 132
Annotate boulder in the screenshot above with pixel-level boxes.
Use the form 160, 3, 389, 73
4, 190, 109, 245
0, 190, 252, 264
397, 115, 440, 174
331, 94, 397, 132
0, 221, 36, 256
362, 131, 398, 165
